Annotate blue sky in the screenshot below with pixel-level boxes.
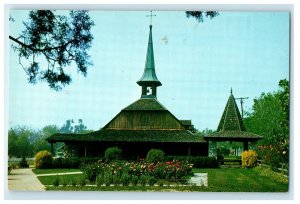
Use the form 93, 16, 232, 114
8, 11, 290, 131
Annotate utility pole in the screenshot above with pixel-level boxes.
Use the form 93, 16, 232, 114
235, 97, 249, 118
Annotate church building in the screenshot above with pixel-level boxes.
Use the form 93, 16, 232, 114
46, 23, 208, 159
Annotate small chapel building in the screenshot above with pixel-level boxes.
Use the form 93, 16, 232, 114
46, 21, 262, 160
46, 24, 208, 159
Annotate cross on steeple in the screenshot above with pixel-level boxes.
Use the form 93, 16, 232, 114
146, 11, 156, 26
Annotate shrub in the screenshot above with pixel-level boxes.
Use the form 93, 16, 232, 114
35, 151, 53, 169
104, 147, 122, 161
71, 178, 77, 187
96, 174, 104, 187
131, 175, 139, 186
82, 162, 103, 182
8, 163, 14, 175
190, 156, 218, 168
146, 149, 165, 163
148, 176, 157, 186
140, 175, 148, 186
217, 147, 230, 157
113, 175, 121, 186
67, 157, 82, 168
52, 157, 84, 169
241, 150, 258, 168
254, 166, 288, 184
104, 172, 113, 186
52, 158, 64, 168
165, 156, 218, 168
257, 144, 288, 170
53, 176, 59, 187
80, 157, 103, 168
78, 176, 87, 186
121, 173, 131, 186
61, 176, 68, 187
157, 180, 164, 187
19, 157, 29, 168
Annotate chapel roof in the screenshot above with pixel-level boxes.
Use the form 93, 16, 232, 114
123, 98, 167, 111
217, 91, 246, 131
205, 90, 262, 141
46, 129, 206, 143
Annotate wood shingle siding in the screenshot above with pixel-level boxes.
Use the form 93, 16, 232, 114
105, 111, 185, 130
104, 98, 186, 130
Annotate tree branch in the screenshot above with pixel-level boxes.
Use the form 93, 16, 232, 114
9, 35, 74, 52
9, 35, 34, 51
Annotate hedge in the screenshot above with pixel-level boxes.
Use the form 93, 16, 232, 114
165, 156, 218, 168
51, 157, 103, 169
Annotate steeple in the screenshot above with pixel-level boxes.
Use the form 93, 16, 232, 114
217, 89, 246, 132
137, 24, 162, 98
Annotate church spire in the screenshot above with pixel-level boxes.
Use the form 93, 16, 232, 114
137, 18, 162, 99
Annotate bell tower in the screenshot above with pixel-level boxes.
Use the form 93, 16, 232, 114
137, 17, 162, 98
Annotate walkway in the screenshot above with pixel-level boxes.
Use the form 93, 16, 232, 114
37, 172, 82, 177
8, 168, 45, 191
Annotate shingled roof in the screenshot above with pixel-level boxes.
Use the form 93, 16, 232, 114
46, 129, 206, 143
204, 130, 262, 141
123, 98, 166, 111
217, 93, 246, 131
205, 91, 262, 141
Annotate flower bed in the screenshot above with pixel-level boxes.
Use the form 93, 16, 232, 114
257, 145, 288, 170
82, 159, 193, 186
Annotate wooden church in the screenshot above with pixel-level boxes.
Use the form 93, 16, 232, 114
46, 20, 262, 159
47, 24, 208, 159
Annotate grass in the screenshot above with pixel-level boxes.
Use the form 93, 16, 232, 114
35, 166, 288, 192
32, 168, 81, 175
192, 167, 288, 192
37, 174, 85, 185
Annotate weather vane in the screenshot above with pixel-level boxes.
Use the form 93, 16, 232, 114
146, 11, 156, 25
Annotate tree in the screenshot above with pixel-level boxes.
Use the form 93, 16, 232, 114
186, 11, 219, 22
60, 119, 74, 133
9, 10, 94, 90
8, 129, 18, 157
244, 80, 289, 145
8, 126, 34, 157
60, 119, 89, 133
195, 128, 215, 136
244, 79, 289, 168
33, 125, 60, 154
74, 119, 88, 133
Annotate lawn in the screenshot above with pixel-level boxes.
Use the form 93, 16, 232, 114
35, 166, 288, 192
38, 174, 86, 186
32, 168, 81, 175
193, 167, 288, 192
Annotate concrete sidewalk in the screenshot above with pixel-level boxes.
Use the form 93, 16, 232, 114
37, 172, 82, 177
8, 168, 45, 191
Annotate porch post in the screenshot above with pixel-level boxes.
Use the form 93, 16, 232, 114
188, 146, 191, 156
243, 141, 248, 151
84, 143, 87, 158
